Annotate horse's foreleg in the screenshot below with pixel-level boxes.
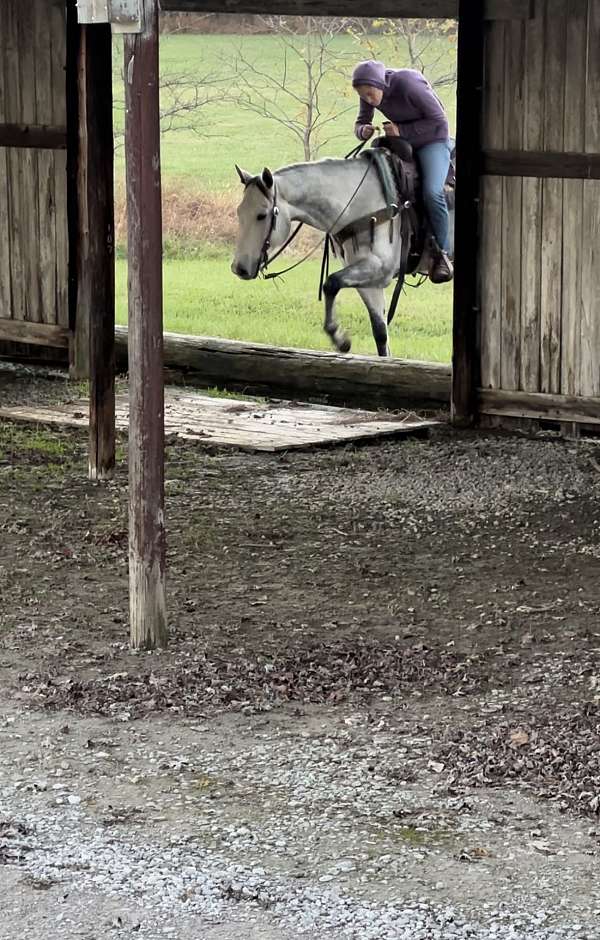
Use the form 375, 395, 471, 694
357, 286, 390, 357
322, 256, 385, 354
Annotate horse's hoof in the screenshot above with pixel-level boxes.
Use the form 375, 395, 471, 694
334, 330, 351, 353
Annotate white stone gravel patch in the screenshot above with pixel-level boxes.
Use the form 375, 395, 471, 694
1, 799, 596, 940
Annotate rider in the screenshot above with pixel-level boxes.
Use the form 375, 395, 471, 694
351, 59, 453, 284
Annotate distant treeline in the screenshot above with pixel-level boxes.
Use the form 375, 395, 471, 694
159, 13, 457, 36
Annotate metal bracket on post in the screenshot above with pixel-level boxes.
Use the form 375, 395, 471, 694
76, 0, 143, 33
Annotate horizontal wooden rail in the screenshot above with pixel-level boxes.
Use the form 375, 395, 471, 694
114, 326, 451, 407
0, 123, 68, 150
160, 0, 532, 19
479, 388, 600, 425
482, 149, 600, 180
0, 319, 71, 348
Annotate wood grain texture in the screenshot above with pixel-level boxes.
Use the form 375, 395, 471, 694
159, 0, 533, 18
581, 0, 600, 396
0, 5, 11, 323
0, 392, 438, 453
113, 326, 452, 407
479, 387, 600, 424
124, 0, 167, 650
0, 317, 70, 347
519, 10, 544, 392
452, 0, 485, 425
480, 20, 505, 390
539, 0, 566, 394
561, 0, 587, 397
500, 17, 525, 391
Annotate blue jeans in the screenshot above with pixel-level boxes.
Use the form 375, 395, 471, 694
417, 139, 452, 252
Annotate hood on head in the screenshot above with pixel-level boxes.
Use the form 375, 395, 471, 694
351, 60, 387, 91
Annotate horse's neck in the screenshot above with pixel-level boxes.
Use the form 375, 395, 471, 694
276, 161, 377, 232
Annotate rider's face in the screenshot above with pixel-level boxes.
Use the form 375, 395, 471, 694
355, 84, 384, 107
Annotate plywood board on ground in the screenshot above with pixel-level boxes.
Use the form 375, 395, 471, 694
0, 389, 437, 452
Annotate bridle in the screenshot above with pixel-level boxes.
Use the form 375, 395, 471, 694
256, 180, 281, 274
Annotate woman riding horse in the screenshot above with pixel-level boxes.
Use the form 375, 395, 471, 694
351, 59, 453, 285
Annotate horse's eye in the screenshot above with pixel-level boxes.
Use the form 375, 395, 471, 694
256, 212, 267, 221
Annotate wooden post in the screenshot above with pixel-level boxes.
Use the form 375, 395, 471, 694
124, 0, 168, 649
77, 24, 116, 480
451, 0, 485, 426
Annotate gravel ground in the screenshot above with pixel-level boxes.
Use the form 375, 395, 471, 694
1, 365, 600, 938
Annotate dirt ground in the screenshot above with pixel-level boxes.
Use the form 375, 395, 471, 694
1, 366, 600, 939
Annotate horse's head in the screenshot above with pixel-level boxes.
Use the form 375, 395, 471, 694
231, 165, 291, 280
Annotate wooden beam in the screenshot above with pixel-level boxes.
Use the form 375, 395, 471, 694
0, 318, 71, 348
124, 0, 168, 650
159, 0, 457, 15
159, 0, 532, 18
451, 0, 485, 426
482, 148, 600, 180
75, 24, 116, 482
478, 388, 600, 425
113, 327, 452, 407
0, 123, 67, 150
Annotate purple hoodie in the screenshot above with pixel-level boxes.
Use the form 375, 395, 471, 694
352, 60, 448, 150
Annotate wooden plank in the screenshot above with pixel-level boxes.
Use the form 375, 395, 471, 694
75, 24, 116, 480
500, 17, 525, 391
540, 0, 566, 394
0, 4, 12, 324
159, 0, 533, 18
520, 8, 544, 392
113, 327, 452, 407
0, 394, 437, 452
482, 149, 600, 179
19, 1, 42, 324
52, 0, 69, 332
581, 0, 600, 396
35, 0, 58, 329
0, 123, 67, 149
479, 20, 505, 390
4, 1, 26, 324
561, 0, 587, 398
478, 387, 600, 425
0, 317, 70, 347
124, 0, 167, 650
451, 0, 485, 426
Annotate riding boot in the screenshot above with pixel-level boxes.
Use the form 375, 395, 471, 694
430, 245, 454, 284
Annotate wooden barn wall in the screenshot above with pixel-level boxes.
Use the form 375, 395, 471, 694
0, 0, 69, 361
479, 0, 600, 403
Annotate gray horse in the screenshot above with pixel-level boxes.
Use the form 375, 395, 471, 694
231, 158, 412, 358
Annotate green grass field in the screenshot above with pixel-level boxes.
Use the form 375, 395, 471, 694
114, 32, 457, 191
115, 253, 452, 361
113, 30, 455, 361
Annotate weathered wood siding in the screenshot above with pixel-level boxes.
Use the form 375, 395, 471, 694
479, 0, 600, 409
0, 0, 68, 357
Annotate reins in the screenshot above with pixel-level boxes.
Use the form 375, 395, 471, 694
261, 155, 375, 283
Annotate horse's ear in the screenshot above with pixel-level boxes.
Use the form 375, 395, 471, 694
235, 164, 252, 187
261, 167, 274, 190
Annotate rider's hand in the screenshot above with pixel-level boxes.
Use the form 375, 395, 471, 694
383, 121, 400, 137
361, 124, 375, 140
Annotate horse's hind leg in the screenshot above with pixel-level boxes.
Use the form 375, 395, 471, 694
322, 256, 385, 354
357, 286, 390, 357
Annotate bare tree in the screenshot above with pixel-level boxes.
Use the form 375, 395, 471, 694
225, 16, 356, 162
112, 40, 224, 149
352, 18, 457, 89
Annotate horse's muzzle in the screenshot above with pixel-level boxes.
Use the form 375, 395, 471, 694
231, 260, 253, 279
